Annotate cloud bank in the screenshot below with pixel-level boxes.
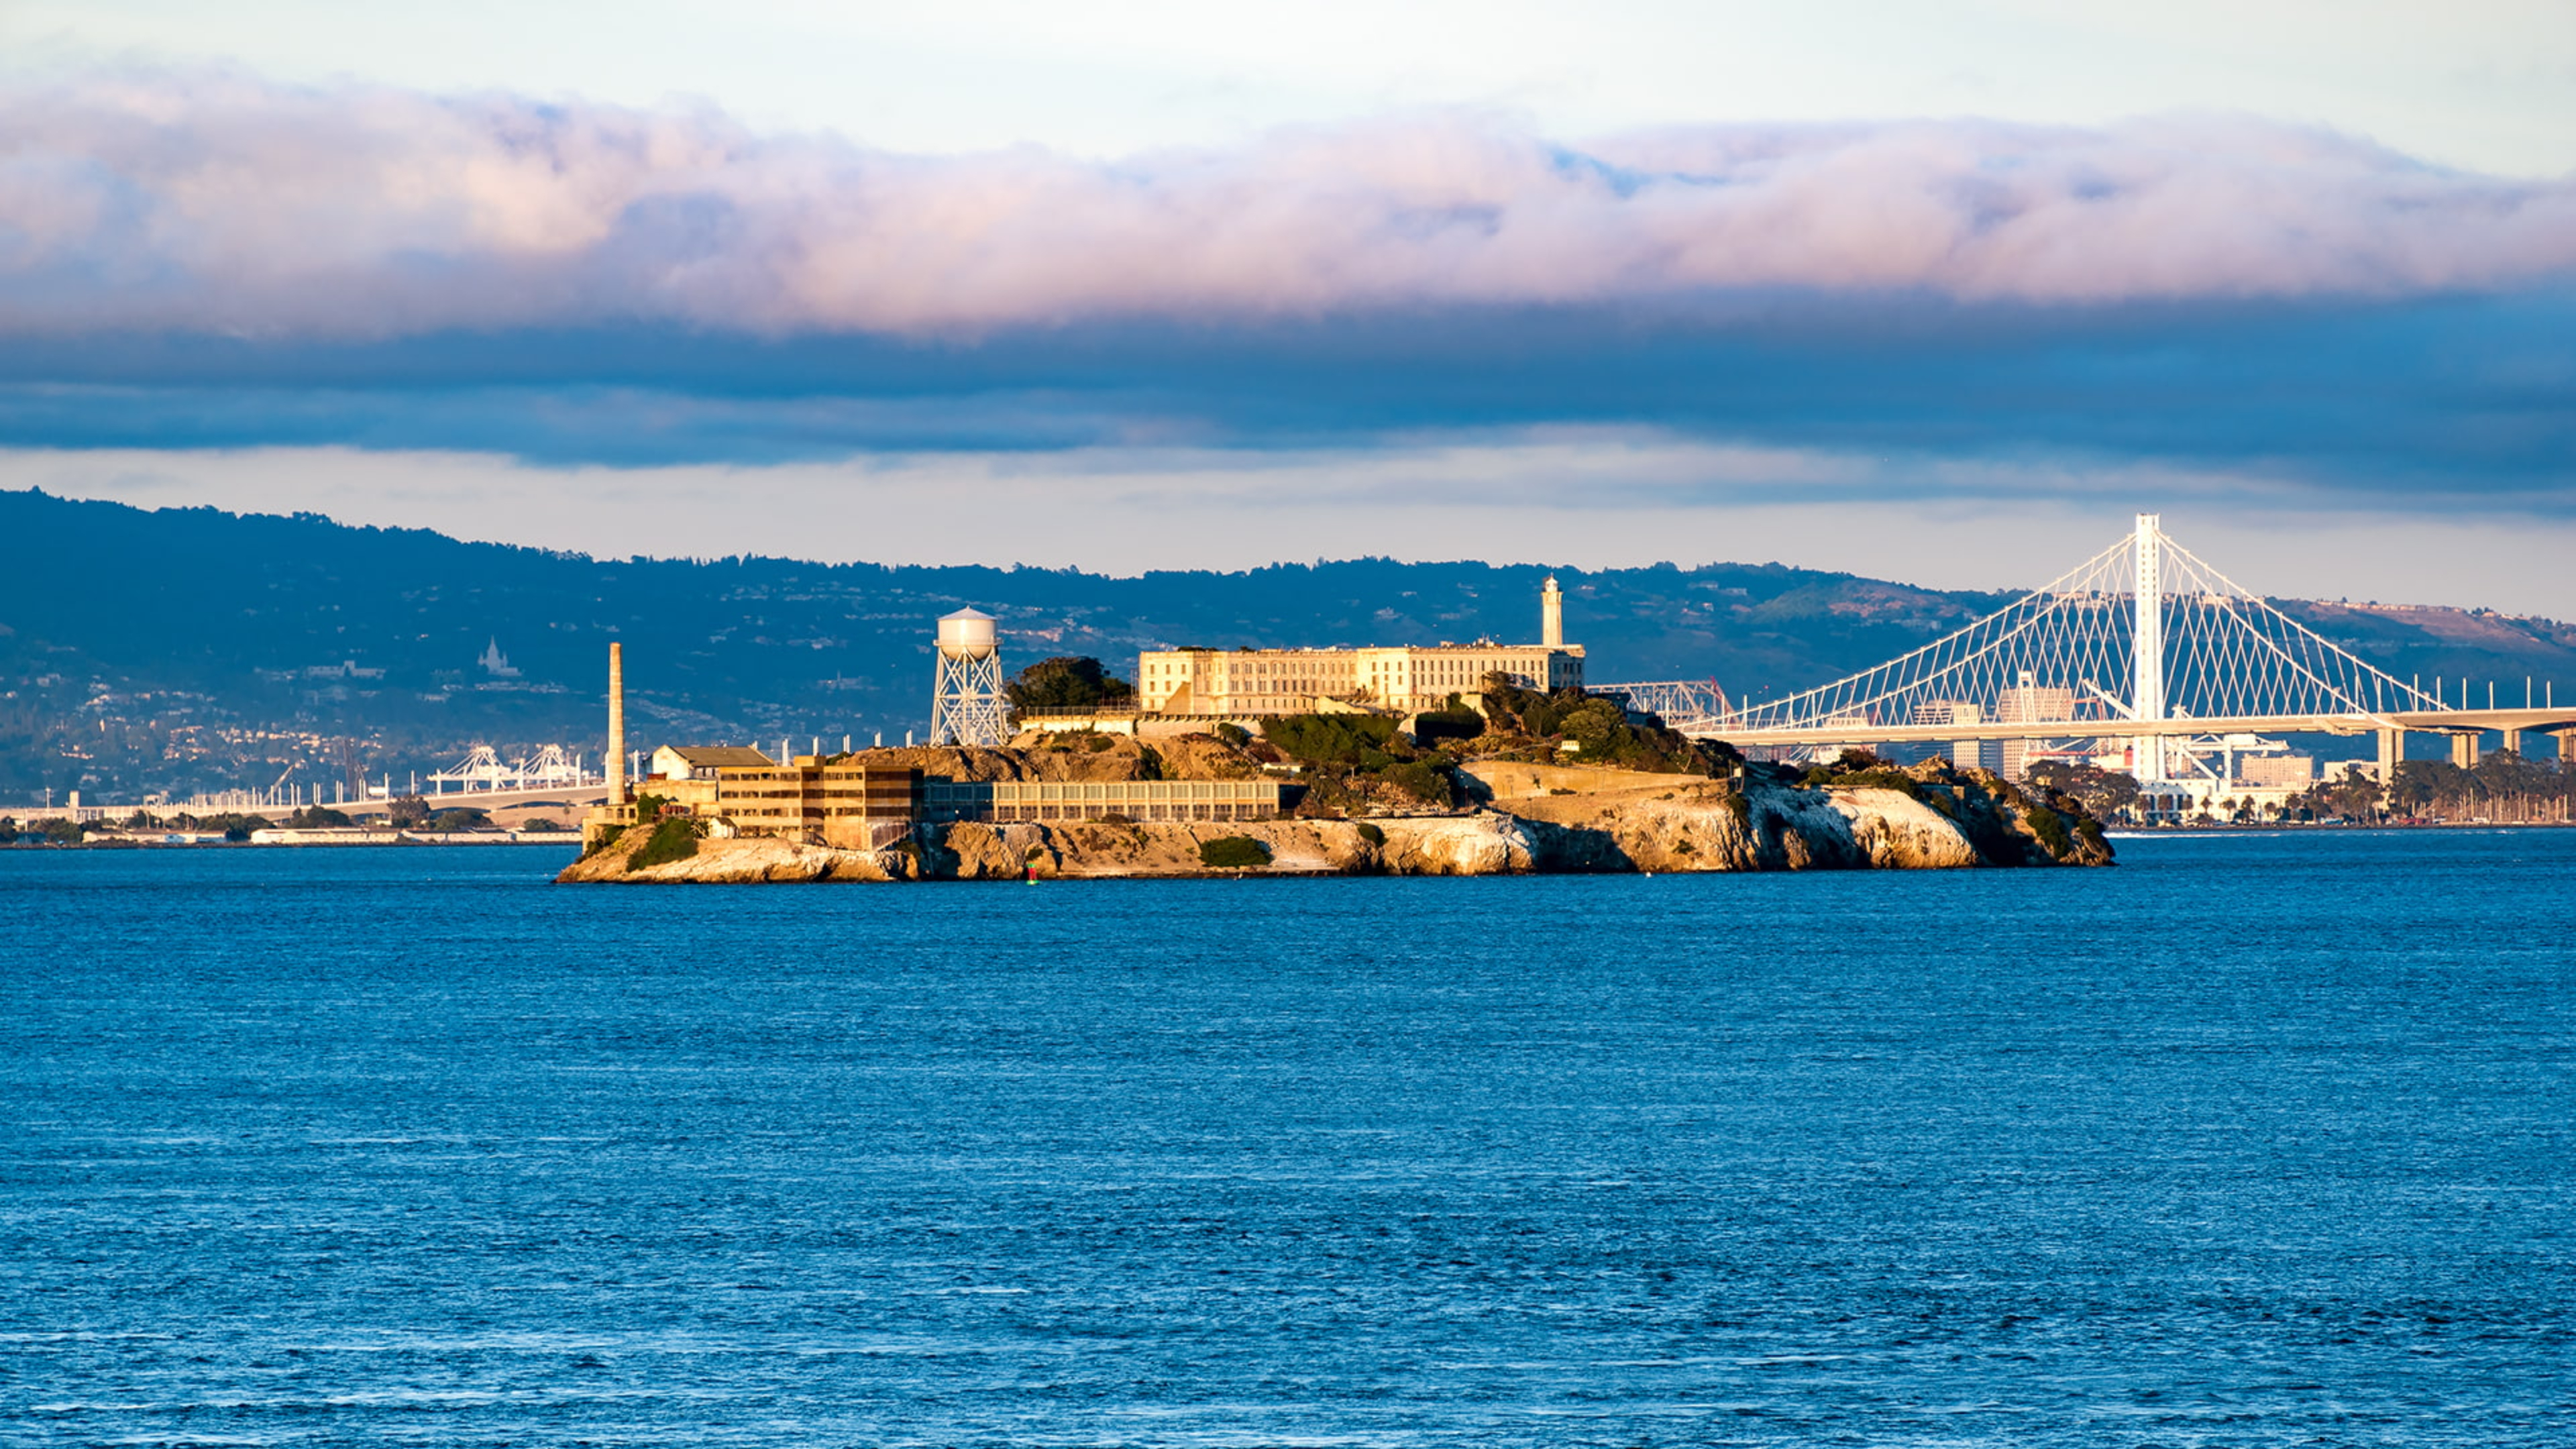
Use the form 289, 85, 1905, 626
5, 70, 2575, 339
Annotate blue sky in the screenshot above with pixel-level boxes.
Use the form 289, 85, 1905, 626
3, 2, 2573, 610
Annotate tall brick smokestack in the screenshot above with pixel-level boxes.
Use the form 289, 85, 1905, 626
606, 642, 626, 804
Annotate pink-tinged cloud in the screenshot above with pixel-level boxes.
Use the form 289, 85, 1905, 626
3, 71, 2574, 339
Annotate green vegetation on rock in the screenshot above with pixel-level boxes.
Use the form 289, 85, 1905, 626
1197, 836, 1271, 869
1263, 712, 1397, 763
1006, 656, 1136, 716
2026, 759, 2143, 820
1262, 712, 1458, 812
625, 818, 702, 872
1477, 680, 1729, 775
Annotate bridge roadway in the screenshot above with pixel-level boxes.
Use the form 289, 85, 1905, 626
33, 782, 610, 826
1667, 707, 2576, 770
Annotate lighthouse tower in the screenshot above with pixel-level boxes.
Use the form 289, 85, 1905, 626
1541, 576, 1564, 648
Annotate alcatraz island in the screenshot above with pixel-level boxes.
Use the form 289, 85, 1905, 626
563, 579, 2111, 882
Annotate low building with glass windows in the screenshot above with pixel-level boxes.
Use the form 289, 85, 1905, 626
924, 777, 1288, 824
655, 755, 1295, 846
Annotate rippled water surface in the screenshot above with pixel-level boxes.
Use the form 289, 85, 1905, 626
5, 830, 2571, 1446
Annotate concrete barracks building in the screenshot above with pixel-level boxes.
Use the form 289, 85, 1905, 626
619, 751, 1291, 849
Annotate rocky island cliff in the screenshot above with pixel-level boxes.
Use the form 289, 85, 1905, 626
560, 691, 2111, 883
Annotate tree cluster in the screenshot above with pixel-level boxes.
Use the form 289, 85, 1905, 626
1476, 679, 1734, 775
1259, 712, 1456, 811
1006, 656, 1136, 716
2288, 749, 2571, 824
2025, 760, 2143, 820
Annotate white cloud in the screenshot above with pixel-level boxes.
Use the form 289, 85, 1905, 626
3, 73, 2574, 339
12, 2, 2576, 176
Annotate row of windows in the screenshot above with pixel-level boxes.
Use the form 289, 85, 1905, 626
925, 781, 1282, 803
727, 805, 912, 818
980, 802, 1278, 824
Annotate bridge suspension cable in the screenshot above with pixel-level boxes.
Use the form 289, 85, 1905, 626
1603, 515, 2444, 759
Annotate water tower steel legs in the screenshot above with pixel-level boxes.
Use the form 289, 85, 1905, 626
932, 649, 1008, 747
2132, 514, 2165, 784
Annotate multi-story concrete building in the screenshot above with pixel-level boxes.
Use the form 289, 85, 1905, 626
712, 759, 927, 849
1135, 578, 1583, 718
2235, 753, 2316, 788
1908, 700, 1984, 771
1992, 672, 2077, 780
637, 756, 1295, 847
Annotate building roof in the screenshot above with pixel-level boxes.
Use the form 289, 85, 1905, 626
657, 745, 775, 767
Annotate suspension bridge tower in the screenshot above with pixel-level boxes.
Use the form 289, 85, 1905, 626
930, 608, 1008, 746
2132, 513, 2166, 782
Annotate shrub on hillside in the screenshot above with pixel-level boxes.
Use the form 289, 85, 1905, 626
1006, 656, 1136, 715
1381, 759, 1454, 806
1197, 836, 1271, 869
1477, 680, 1720, 775
1263, 712, 1398, 764
1412, 696, 1485, 745
192, 812, 272, 841
625, 817, 702, 872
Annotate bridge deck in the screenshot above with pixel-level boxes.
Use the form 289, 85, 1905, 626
1678, 708, 2576, 746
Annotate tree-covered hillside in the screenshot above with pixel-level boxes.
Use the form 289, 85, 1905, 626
5, 488, 2571, 804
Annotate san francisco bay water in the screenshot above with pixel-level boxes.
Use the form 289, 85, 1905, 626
3, 830, 2570, 1446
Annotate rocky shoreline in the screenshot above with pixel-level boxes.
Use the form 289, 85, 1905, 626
559, 759, 2110, 883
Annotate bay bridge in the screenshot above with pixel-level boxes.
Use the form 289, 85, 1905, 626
1602, 515, 2576, 790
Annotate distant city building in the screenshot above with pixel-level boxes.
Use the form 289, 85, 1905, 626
1992, 671, 2076, 780
1135, 579, 1584, 719
1909, 699, 1984, 771
478, 637, 521, 679
2235, 753, 2316, 788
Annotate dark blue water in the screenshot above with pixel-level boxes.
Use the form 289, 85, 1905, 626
3, 832, 2570, 1446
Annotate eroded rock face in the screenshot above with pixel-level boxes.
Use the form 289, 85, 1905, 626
1376, 813, 1536, 875
559, 763, 2108, 883
1497, 769, 2101, 874
1829, 789, 1984, 869
556, 827, 916, 883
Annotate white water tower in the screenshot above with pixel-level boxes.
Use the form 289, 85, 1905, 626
930, 607, 1007, 746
